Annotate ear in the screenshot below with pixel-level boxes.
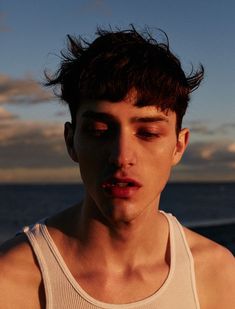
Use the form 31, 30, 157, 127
172, 128, 189, 166
64, 122, 79, 163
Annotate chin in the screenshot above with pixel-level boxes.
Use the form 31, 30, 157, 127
103, 201, 148, 225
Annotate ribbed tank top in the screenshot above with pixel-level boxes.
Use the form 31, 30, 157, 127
23, 212, 200, 309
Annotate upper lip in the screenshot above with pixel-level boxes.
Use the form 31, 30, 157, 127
101, 177, 142, 188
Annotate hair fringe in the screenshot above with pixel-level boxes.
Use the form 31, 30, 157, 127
44, 25, 204, 132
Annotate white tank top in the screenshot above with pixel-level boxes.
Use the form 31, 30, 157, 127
23, 212, 200, 309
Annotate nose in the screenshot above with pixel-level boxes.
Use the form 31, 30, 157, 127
108, 130, 137, 169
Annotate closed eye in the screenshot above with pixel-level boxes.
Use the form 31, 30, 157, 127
136, 129, 160, 140
89, 128, 108, 137
83, 121, 112, 138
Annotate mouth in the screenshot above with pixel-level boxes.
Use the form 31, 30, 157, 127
101, 177, 142, 198
102, 177, 142, 188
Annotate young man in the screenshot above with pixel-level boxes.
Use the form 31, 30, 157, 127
0, 26, 235, 309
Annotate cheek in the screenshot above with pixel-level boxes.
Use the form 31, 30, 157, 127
148, 142, 176, 162
76, 141, 108, 174
144, 144, 176, 180
146, 147, 175, 191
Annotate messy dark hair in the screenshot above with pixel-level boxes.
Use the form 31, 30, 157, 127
45, 25, 204, 133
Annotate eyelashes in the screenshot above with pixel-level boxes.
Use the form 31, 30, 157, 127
82, 122, 112, 138
136, 130, 161, 140
82, 122, 161, 141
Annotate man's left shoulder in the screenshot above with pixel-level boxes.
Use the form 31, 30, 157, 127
184, 227, 235, 308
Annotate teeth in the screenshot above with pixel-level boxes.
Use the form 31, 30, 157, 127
117, 182, 129, 187
103, 182, 132, 188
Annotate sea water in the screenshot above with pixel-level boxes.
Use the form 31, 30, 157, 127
1, 182, 235, 244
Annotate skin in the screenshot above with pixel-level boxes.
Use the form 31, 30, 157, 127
0, 93, 235, 308
67, 94, 188, 227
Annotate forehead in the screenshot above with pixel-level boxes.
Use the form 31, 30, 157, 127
77, 97, 176, 124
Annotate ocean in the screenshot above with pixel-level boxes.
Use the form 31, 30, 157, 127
1, 182, 235, 253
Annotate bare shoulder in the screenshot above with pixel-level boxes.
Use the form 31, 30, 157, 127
184, 227, 235, 309
0, 234, 43, 308
0, 233, 34, 282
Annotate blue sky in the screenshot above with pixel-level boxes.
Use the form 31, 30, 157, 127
0, 0, 235, 182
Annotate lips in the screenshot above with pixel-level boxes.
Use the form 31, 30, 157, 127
101, 177, 142, 198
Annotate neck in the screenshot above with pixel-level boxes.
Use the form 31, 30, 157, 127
72, 199, 169, 271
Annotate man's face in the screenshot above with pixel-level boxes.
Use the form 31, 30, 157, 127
65, 93, 189, 225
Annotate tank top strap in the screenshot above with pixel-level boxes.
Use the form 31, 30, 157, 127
159, 211, 200, 309
23, 224, 54, 308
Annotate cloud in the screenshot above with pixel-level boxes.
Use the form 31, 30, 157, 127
0, 117, 82, 183
0, 167, 81, 183
0, 74, 53, 104
172, 140, 235, 181
1, 115, 235, 182
183, 141, 235, 165
0, 119, 76, 169
218, 122, 235, 134
0, 107, 18, 121
186, 120, 235, 136
186, 121, 215, 135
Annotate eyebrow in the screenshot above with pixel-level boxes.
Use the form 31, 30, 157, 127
82, 111, 116, 122
82, 111, 169, 123
132, 116, 169, 123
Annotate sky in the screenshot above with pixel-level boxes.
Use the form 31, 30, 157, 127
0, 0, 235, 183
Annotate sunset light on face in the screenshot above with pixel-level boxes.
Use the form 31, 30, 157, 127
1, 5, 235, 296
0, 0, 235, 183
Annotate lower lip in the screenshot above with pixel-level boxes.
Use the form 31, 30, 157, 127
102, 185, 140, 198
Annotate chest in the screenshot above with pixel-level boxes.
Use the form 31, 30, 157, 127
71, 262, 170, 304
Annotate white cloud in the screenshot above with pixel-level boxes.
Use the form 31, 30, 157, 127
172, 140, 235, 181
0, 106, 18, 121
0, 74, 53, 104
0, 119, 74, 169
200, 148, 215, 160
1, 116, 235, 182
0, 120, 60, 143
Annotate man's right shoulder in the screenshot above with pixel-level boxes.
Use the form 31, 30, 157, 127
0, 233, 35, 269
0, 234, 43, 308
